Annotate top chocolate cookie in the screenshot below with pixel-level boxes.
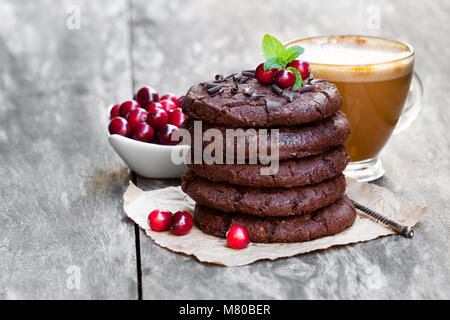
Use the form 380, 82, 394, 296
182, 76, 342, 127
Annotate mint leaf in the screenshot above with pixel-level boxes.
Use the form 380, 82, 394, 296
283, 45, 304, 64
262, 34, 286, 60
264, 56, 285, 70
287, 67, 303, 89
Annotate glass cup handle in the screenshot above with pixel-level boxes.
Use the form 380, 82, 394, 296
393, 72, 424, 135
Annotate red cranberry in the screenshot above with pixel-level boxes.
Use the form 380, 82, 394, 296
176, 96, 185, 108
168, 108, 187, 128
110, 104, 120, 119
118, 100, 140, 118
158, 124, 181, 145
286, 60, 311, 80
159, 100, 177, 112
160, 93, 178, 105
226, 225, 250, 249
108, 117, 131, 137
274, 69, 296, 89
145, 101, 163, 112
132, 123, 155, 142
147, 107, 169, 129
136, 86, 159, 106
171, 211, 193, 235
148, 209, 173, 232
255, 63, 278, 85
126, 108, 148, 128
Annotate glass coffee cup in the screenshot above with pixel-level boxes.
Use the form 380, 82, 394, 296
285, 36, 423, 182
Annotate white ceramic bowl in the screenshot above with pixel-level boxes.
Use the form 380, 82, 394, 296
108, 134, 189, 179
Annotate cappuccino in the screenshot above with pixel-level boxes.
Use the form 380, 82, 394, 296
288, 36, 414, 161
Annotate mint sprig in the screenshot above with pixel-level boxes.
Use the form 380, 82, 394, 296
262, 34, 285, 60
261, 34, 305, 89
287, 67, 303, 89
264, 56, 285, 71
283, 46, 304, 63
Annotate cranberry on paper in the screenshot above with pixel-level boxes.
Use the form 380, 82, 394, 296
226, 225, 250, 249
171, 211, 193, 236
148, 210, 173, 232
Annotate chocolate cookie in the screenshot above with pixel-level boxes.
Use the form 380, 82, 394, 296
194, 196, 356, 243
188, 146, 349, 188
181, 171, 346, 216
183, 111, 350, 161
182, 77, 342, 127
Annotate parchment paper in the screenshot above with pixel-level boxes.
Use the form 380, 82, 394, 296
124, 178, 429, 267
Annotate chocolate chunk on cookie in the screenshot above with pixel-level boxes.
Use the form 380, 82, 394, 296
194, 196, 356, 243
182, 77, 342, 127
189, 146, 349, 188
183, 111, 350, 161
181, 171, 346, 216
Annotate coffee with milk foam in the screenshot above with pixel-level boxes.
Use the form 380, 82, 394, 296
299, 36, 414, 83
287, 36, 414, 161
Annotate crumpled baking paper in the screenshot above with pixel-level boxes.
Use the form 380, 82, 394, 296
123, 178, 429, 267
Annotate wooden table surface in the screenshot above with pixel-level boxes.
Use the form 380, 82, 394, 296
0, 0, 449, 300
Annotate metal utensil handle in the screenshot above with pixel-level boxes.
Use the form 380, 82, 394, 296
351, 200, 414, 238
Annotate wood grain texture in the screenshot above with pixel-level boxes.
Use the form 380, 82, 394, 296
1, 0, 448, 300
0, 0, 138, 299
133, 0, 450, 299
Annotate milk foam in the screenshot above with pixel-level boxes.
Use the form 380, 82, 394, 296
301, 42, 411, 65
288, 37, 414, 82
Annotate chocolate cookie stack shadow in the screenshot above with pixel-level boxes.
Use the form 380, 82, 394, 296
181, 74, 357, 243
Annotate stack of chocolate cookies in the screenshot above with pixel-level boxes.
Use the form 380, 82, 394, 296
181, 74, 356, 243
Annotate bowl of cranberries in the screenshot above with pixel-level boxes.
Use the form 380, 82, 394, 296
108, 86, 189, 179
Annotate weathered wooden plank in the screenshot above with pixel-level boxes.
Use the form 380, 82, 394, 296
0, 0, 138, 299
133, 0, 450, 299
